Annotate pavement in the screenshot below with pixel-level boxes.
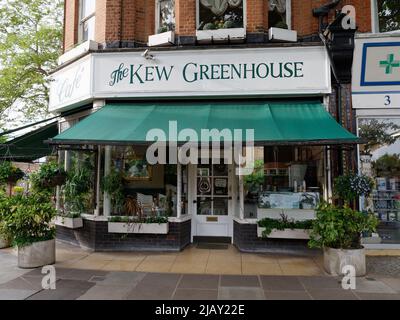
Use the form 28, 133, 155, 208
0, 242, 400, 300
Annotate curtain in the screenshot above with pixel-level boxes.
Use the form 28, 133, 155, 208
269, 0, 286, 13
200, 0, 243, 16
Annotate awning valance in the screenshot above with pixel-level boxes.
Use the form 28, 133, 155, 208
49, 101, 360, 146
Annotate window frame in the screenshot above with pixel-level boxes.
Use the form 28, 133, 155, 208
78, 0, 96, 43
155, 0, 176, 33
268, 0, 292, 30
371, 0, 400, 34
195, 0, 247, 32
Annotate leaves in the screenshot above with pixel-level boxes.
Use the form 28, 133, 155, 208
334, 173, 374, 204
0, 0, 63, 128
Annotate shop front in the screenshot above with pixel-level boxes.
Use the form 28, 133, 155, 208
48, 45, 359, 252
352, 34, 400, 246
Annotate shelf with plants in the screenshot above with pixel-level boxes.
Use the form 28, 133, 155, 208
108, 215, 169, 234
257, 215, 313, 239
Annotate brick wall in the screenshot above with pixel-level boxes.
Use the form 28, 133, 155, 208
63, 0, 372, 51
56, 219, 191, 251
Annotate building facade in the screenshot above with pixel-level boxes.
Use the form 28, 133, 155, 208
49, 0, 383, 252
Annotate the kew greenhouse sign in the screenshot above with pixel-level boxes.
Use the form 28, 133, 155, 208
49, 46, 331, 112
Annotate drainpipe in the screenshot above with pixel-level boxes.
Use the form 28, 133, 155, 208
337, 83, 344, 175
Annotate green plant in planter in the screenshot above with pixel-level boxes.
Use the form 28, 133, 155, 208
63, 167, 92, 214
31, 162, 67, 191
102, 169, 125, 214
0, 161, 24, 185
244, 160, 264, 195
2, 193, 56, 247
109, 215, 168, 224
0, 193, 11, 242
258, 214, 313, 238
308, 202, 378, 250
334, 173, 374, 205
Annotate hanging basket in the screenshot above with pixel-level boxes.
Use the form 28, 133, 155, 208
41, 173, 67, 188
7, 173, 24, 184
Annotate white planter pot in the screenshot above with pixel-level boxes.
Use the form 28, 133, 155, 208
54, 216, 83, 229
323, 247, 366, 277
148, 31, 175, 47
196, 28, 245, 43
268, 27, 298, 42
0, 234, 11, 249
108, 222, 169, 234
257, 227, 310, 239
18, 239, 56, 269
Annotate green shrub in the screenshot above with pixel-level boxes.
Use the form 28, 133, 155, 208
109, 215, 168, 224
0, 161, 24, 184
334, 173, 374, 204
2, 193, 56, 247
258, 215, 313, 238
30, 162, 66, 192
308, 202, 378, 250
101, 169, 125, 214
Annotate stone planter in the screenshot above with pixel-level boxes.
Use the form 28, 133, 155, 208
18, 239, 55, 269
108, 222, 169, 234
0, 234, 11, 249
323, 247, 366, 277
268, 27, 297, 42
257, 227, 311, 239
148, 31, 175, 47
54, 216, 83, 229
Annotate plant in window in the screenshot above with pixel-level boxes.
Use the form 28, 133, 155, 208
102, 169, 125, 214
268, 0, 287, 29
377, 0, 400, 32
158, 0, 175, 33
198, 0, 243, 30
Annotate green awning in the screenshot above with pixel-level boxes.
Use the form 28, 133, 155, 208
1, 122, 58, 162
49, 101, 359, 146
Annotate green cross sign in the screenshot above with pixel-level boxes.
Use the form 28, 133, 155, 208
379, 53, 400, 74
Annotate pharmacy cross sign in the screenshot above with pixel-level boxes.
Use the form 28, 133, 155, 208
379, 53, 400, 74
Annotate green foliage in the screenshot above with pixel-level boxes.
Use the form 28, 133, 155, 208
0, 161, 24, 184
334, 173, 374, 204
30, 161, 66, 192
372, 154, 400, 177
244, 160, 264, 190
1, 193, 56, 247
102, 169, 125, 214
377, 0, 400, 32
258, 215, 313, 238
63, 167, 92, 214
109, 215, 168, 224
308, 202, 379, 250
359, 119, 400, 155
203, 22, 216, 30
0, 0, 63, 127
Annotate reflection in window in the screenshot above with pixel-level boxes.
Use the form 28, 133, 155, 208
376, 0, 400, 32
157, 0, 175, 33
198, 0, 244, 30
268, 0, 288, 29
80, 0, 96, 42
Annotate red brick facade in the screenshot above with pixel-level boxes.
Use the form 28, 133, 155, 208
63, 0, 372, 52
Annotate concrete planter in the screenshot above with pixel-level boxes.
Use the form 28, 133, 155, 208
54, 216, 83, 229
18, 239, 55, 269
268, 27, 297, 42
108, 222, 169, 234
196, 28, 245, 43
148, 31, 175, 46
323, 247, 366, 277
0, 234, 11, 249
257, 227, 311, 239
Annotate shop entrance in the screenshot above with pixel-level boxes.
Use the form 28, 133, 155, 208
191, 158, 234, 240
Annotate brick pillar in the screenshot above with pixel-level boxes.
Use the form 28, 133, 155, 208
246, 0, 267, 42
175, 0, 196, 45
95, 0, 122, 48
64, 0, 79, 52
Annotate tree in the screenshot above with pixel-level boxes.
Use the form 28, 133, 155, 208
358, 119, 400, 155
377, 0, 400, 32
0, 0, 63, 129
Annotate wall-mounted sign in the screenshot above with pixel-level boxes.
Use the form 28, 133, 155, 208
352, 36, 400, 109
49, 46, 331, 112
49, 55, 93, 112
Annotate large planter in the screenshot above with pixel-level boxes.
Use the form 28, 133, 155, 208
148, 31, 175, 47
108, 222, 169, 234
54, 216, 83, 229
0, 234, 10, 249
323, 247, 366, 277
257, 227, 311, 239
18, 239, 55, 269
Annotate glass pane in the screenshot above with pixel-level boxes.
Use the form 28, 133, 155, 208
198, 0, 244, 30
197, 198, 212, 215
214, 178, 228, 196
268, 0, 287, 29
158, 0, 175, 32
82, 16, 95, 42
213, 198, 228, 216
377, 0, 400, 32
197, 177, 212, 195
213, 164, 228, 176
197, 163, 211, 176
82, 0, 96, 18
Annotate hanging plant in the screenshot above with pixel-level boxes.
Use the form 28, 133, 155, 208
334, 173, 374, 205
0, 161, 24, 185
32, 162, 67, 189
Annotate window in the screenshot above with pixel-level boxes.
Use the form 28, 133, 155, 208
268, 0, 291, 29
197, 0, 244, 31
156, 0, 175, 33
373, 0, 400, 33
79, 0, 96, 42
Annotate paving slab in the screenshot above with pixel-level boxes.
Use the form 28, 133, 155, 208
308, 289, 359, 300
27, 279, 95, 300
354, 292, 400, 300
298, 276, 342, 290
78, 284, 133, 300
264, 290, 312, 300
220, 275, 261, 287
97, 271, 146, 287
173, 289, 218, 300
0, 289, 37, 300
353, 278, 397, 294
178, 274, 219, 290
260, 276, 305, 291
218, 287, 265, 300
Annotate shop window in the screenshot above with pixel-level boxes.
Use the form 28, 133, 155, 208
268, 0, 291, 29
156, 0, 175, 33
373, 0, 400, 33
79, 0, 96, 42
197, 0, 244, 31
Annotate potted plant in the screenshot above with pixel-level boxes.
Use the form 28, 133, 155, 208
2, 193, 56, 268
101, 169, 125, 215
258, 214, 313, 239
308, 202, 378, 276
34, 162, 67, 189
0, 161, 24, 196
108, 215, 169, 234
334, 173, 374, 206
